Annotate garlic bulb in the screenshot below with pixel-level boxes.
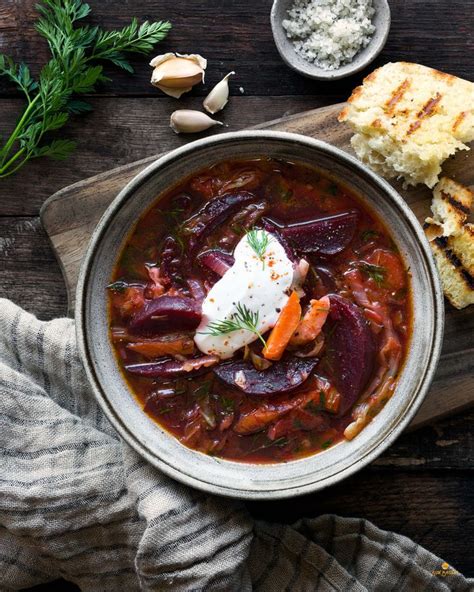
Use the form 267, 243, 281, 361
150, 53, 207, 98
170, 110, 223, 134
203, 71, 235, 114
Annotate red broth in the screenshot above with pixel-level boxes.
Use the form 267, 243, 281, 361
108, 158, 412, 462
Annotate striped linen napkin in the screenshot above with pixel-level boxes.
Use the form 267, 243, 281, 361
0, 299, 471, 592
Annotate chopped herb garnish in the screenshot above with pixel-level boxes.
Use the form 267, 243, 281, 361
306, 391, 326, 414
107, 280, 128, 293
172, 231, 185, 255
198, 302, 266, 347
245, 436, 290, 455
327, 182, 339, 196
193, 380, 212, 399
246, 228, 271, 269
319, 390, 326, 409
158, 205, 185, 225
321, 439, 333, 450
305, 401, 321, 415
231, 222, 245, 235
361, 229, 379, 242
274, 436, 289, 448
359, 262, 386, 286
220, 396, 235, 414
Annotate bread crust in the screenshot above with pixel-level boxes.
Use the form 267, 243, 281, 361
424, 177, 474, 309
339, 62, 474, 187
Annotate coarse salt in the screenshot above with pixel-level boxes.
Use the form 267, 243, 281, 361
282, 0, 376, 71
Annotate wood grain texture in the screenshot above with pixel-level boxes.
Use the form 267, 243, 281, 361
40, 102, 474, 429
0, 96, 335, 215
1, 0, 472, 98
0, 217, 67, 318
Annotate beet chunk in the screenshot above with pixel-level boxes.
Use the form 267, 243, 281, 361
260, 217, 298, 263
213, 357, 318, 396
185, 191, 261, 255
159, 235, 184, 284
128, 296, 201, 335
326, 294, 375, 414
197, 249, 234, 277
280, 210, 359, 255
125, 355, 219, 378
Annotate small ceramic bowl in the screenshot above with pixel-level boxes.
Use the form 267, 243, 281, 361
270, 0, 391, 80
76, 131, 444, 500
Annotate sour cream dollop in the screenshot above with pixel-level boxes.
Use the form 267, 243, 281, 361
194, 230, 297, 359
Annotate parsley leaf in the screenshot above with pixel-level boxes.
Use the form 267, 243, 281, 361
0, 0, 171, 178
359, 262, 386, 286
360, 229, 379, 242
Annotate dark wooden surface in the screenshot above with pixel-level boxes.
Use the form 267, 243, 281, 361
0, 0, 472, 587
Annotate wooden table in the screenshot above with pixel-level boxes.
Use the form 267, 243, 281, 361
1, 1, 472, 587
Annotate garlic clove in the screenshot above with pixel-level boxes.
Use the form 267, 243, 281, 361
203, 71, 235, 114
170, 110, 224, 134
150, 53, 207, 98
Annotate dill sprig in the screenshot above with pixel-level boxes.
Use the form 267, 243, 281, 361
0, 0, 171, 178
246, 228, 271, 269
359, 262, 386, 286
199, 302, 266, 347
360, 229, 379, 242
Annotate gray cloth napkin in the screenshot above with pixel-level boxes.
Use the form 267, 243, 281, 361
0, 299, 471, 592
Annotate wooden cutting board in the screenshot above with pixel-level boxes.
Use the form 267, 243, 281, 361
40, 103, 474, 430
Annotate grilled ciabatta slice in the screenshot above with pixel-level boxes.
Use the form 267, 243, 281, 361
339, 62, 474, 188
427, 177, 473, 236
424, 177, 474, 309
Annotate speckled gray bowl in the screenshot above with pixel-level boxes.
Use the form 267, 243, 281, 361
271, 0, 391, 80
76, 131, 444, 499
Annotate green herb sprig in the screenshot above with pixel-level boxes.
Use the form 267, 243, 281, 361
359, 262, 386, 286
199, 302, 266, 347
246, 228, 272, 269
0, 0, 171, 178
360, 229, 379, 242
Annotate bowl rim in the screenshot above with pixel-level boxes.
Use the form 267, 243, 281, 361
76, 130, 444, 499
270, 0, 391, 81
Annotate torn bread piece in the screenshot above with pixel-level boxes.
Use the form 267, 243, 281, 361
430, 177, 473, 236
424, 177, 474, 309
339, 62, 474, 188
426, 233, 474, 309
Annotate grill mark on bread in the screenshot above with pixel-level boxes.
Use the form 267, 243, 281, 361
452, 111, 467, 131
434, 237, 474, 289
423, 220, 443, 240
441, 190, 471, 215
385, 79, 410, 113
407, 93, 442, 135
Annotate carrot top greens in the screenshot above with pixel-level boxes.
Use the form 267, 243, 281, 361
0, 0, 170, 178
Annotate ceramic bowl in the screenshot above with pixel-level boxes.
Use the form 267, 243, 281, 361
270, 0, 391, 80
76, 131, 444, 499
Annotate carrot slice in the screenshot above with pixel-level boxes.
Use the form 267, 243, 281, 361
289, 296, 330, 346
127, 336, 194, 358
263, 291, 301, 361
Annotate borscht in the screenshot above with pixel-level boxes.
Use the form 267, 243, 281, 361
108, 158, 411, 462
